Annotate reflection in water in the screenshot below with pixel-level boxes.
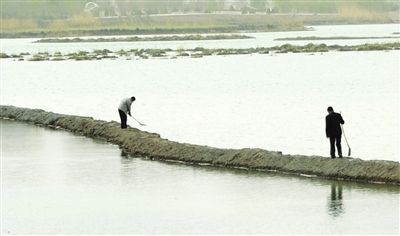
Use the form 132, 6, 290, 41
3, 120, 399, 234
328, 182, 344, 217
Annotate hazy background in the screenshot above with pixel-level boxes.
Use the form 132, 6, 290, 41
1, 0, 399, 36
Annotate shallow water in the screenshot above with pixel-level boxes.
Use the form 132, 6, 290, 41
1, 24, 399, 54
1, 119, 399, 234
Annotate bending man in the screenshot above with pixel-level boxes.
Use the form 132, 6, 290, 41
325, 106, 345, 159
118, 96, 136, 129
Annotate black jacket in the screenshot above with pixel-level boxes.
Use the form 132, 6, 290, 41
326, 112, 345, 137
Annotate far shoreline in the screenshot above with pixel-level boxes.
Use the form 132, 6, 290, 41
2, 13, 398, 39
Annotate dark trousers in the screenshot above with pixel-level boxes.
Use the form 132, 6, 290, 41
329, 135, 342, 158
118, 109, 127, 129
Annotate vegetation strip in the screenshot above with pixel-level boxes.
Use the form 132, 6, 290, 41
34, 34, 253, 43
1, 42, 399, 61
1, 105, 399, 185
275, 36, 400, 41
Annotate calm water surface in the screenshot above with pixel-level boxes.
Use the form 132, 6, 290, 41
1, 120, 399, 234
2, 50, 398, 161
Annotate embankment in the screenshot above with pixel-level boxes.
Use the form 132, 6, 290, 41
1, 105, 399, 185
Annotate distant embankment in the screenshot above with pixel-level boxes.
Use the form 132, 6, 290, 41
1, 105, 399, 185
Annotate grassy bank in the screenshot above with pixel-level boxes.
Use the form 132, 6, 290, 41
2, 42, 399, 61
0, 14, 305, 38
1, 105, 399, 185
2, 11, 398, 39
34, 34, 253, 43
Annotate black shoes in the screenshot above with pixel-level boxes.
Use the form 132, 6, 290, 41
331, 155, 343, 159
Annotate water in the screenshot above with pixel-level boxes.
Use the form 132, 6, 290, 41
2, 50, 398, 161
2, 119, 399, 234
1, 24, 399, 161
1, 24, 399, 54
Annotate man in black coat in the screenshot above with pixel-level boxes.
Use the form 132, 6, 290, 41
326, 106, 345, 158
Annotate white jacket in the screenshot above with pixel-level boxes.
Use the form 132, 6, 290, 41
118, 98, 133, 114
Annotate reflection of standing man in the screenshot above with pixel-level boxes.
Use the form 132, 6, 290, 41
328, 182, 344, 217
325, 106, 345, 158
118, 96, 135, 129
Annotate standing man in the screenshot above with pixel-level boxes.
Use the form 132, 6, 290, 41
118, 96, 135, 129
325, 106, 345, 159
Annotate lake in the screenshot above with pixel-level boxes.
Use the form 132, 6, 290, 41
2, 119, 399, 234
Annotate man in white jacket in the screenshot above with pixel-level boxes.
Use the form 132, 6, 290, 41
118, 96, 135, 129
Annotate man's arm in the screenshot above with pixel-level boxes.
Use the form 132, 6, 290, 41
325, 116, 329, 138
339, 114, 345, 124
126, 99, 131, 116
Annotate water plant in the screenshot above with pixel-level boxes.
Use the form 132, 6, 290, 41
8, 42, 400, 62
0, 53, 10, 58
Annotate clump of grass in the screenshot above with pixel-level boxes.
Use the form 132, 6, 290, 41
177, 52, 190, 57
10, 54, 23, 58
0, 53, 10, 58
145, 49, 167, 57
28, 54, 49, 61
356, 43, 395, 51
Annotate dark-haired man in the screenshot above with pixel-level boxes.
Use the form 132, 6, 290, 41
118, 96, 136, 129
325, 106, 345, 158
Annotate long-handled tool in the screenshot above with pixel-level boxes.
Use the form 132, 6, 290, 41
339, 111, 351, 156
129, 114, 146, 126
340, 124, 351, 156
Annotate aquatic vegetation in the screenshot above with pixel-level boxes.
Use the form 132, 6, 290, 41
356, 43, 395, 51
93, 49, 112, 55
7, 42, 400, 62
64, 51, 97, 60
0, 53, 10, 58
303, 43, 329, 52
28, 55, 49, 61
145, 49, 167, 57
177, 52, 190, 57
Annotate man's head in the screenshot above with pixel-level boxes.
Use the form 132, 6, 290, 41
327, 106, 334, 114
131, 96, 136, 102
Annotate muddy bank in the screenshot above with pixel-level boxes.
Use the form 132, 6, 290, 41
1, 105, 399, 185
